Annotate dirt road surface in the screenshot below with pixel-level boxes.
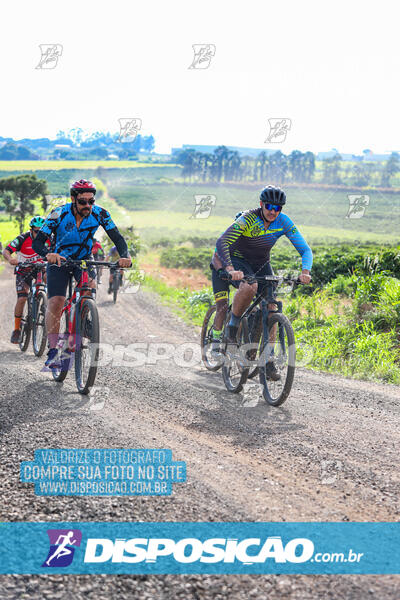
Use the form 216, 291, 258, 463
0, 265, 399, 599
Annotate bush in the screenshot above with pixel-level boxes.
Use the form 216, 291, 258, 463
160, 247, 212, 270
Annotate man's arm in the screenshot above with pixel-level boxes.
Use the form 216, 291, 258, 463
283, 219, 313, 282
215, 213, 252, 269
106, 228, 129, 259
32, 209, 61, 257
32, 231, 50, 257
3, 235, 23, 265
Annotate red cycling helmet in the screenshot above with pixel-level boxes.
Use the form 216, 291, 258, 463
70, 179, 96, 197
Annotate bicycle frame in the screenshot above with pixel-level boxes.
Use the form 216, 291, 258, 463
59, 261, 95, 352
225, 275, 291, 363
30, 266, 47, 321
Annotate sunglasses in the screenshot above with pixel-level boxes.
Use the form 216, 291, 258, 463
263, 203, 282, 212
76, 198, 95, 206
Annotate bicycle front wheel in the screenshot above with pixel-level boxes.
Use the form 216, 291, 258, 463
32, 291, 47, 357
200, 304, 223, 371
221, 316, 250, 393
75, 298, 100, 394
259, 312, 295, 406
19, 300, 31, 352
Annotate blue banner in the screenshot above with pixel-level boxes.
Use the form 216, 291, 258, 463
0, 522, 398, 574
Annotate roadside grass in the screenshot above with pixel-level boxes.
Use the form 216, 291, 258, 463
143, 269, 400, 385
143, 274, 212, 328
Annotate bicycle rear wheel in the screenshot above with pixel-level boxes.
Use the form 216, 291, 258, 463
259, 312, 295, 406
52, 305, 71, 383
221, 316, 250, 393
200, 304, 223, 371
32, 291, 47, 357
75, 298, 99, 394
19, 300, 31, 352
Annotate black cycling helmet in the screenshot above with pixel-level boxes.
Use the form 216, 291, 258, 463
259, 185, 286, 206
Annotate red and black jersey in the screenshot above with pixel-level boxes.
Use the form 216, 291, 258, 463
6, 232, 49, 269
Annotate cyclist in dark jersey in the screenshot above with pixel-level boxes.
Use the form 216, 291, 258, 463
3, 216, 48, 343
106, 245, 120, 293
210, 186, 312, 379
33, 179, 132, 368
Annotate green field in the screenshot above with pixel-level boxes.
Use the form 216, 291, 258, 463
0, 218, 18, 245
0, 167, 398, 246
106, 182, 399, 244
127, 210, 398, 245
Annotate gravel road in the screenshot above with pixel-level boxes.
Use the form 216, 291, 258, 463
0, 265, 399, 599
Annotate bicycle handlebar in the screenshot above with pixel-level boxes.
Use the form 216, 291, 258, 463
35, 257, 132, 269
16, 261, 46, 269
219, 270, 311, 285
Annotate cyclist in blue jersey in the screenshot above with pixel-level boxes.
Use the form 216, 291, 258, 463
33, 179, 132, 368
210, 186, 312, 379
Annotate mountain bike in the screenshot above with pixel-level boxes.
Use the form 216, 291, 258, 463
18, 263, 48, 357
51, 258, 125, 394
201, 302, 261, 378
110, 266, 124, 303
218, 273, 301, 406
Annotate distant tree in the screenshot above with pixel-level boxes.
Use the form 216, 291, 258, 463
88, 146, 109, 159
288, 150, 305, 182
212, 146, 229, 182
173, 149, 199, 181
142, 135, 155, 152
322, 154, 342, 184
352, 164, 370, 186
254, 151, 268, 181
381, 152, 399, 187
303, 151, 316, 182
267, 151, 288, 184
0, 174, 48, 233
0, 142, 39, 160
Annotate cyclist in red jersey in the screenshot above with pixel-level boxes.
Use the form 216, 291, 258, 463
92, 238, 105, 283
3, 216, 49, 343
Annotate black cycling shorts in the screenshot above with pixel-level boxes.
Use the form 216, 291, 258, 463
47, 263, 96, 299
211, 257, 274, 301
15, 269, 36, 294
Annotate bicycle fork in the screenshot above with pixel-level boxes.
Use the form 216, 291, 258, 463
260, 299, 285, 364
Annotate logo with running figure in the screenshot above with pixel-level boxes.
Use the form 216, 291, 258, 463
265, 118, 292, 143
42, 529, 82, 567
36, 44, 63, 69
188, 44, 216, 69
346, 194, 370, 219
190, 194, 216, 219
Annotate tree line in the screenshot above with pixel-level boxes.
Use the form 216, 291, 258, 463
173, 146, 400, 188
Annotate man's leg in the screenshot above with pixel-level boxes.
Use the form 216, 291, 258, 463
46, 296, 66, 348
225, 281, 257, 342
11, 281, 29, 343
44, 264, 69, 367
